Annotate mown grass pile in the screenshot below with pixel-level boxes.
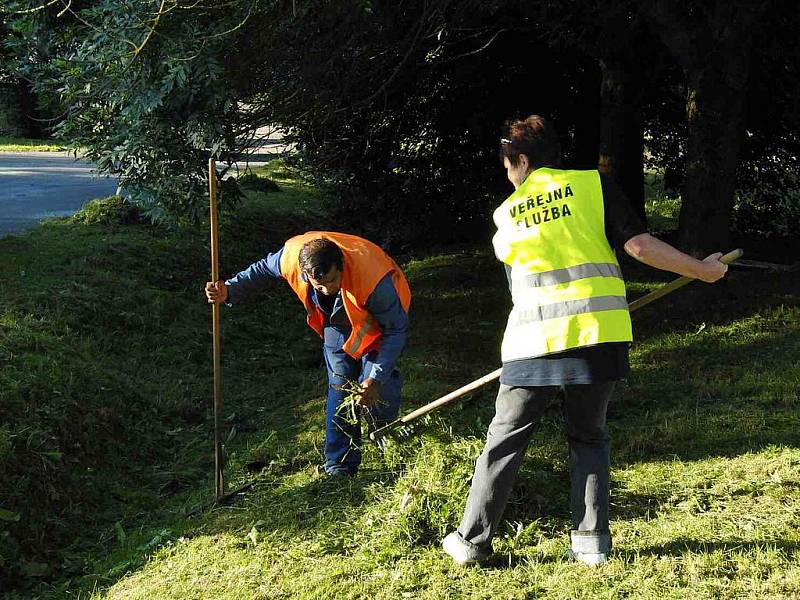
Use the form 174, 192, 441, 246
1, 162, 799, 599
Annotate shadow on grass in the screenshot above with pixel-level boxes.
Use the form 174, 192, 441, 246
399, 259, 800, 468
202, 433, 405, 536
621, 537, 800, 559
286, 261, 800, 573
627, 267, 799, 342
612, 325, 800, 466
609, 487, 673, 522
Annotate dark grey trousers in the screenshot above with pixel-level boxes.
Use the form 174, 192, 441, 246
457, 382, 615, 553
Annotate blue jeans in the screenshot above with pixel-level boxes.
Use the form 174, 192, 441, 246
322, 326, 403, 474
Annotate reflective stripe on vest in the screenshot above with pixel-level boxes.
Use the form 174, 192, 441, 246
510, 295, 629, 326
516, 262, 623, 288
500, 308, 633, 361
492, 168, 632, 361
343, 313, 374, 356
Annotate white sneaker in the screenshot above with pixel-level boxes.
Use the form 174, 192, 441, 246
441, 531, 489, 565
565, 548, 608, 566
568, 530, 610, 566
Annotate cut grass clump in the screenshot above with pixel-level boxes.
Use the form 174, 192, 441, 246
70, 196, 142, 226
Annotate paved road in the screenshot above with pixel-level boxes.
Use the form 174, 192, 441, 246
0, 151, 119, 238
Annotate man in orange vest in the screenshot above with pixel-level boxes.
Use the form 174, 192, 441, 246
205, 232, 411, 477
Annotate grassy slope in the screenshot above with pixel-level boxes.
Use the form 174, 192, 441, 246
1, 164, 799, 599
0, 137, 67, 152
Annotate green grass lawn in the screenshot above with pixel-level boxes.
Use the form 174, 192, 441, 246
1, 163, 798, 599
0, 136, 67, 152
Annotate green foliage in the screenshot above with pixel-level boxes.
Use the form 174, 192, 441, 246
239, 0, 574, 247
735, 0, 800, 240
8, 0, 248, 222
0, 20, 25, 137
7, 0, 606, 243
732, 166, 800, 240
645, 166, 800, 243
5, 0, 800, 249
0, 84, 23, 136
0, 426, 11, 460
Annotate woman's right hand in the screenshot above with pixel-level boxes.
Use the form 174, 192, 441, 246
205, 280, 228, 304
696, 252, 729, 283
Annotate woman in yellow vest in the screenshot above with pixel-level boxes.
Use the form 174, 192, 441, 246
442, 115, 728, 566
205, 232, 411, 477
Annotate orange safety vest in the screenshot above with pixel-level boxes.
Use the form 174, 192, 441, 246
280, 231, 411, 359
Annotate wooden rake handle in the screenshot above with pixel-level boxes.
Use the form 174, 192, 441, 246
370, 248, 743, 441
627, 248, 743, 312
209, 159, 225, 500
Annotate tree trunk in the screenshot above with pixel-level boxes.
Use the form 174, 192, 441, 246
597, 57, 646, 221
572, 62, 601, 169
641, 0, 768, 255
678, 52, 751, 254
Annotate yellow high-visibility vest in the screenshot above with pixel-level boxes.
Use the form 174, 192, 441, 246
491, 167, 632, 362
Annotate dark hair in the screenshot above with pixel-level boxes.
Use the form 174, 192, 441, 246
499, 115, 561, 169
298, 238, 344, 279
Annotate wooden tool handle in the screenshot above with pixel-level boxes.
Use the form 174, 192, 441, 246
720, 248, 744, 263
209, 159, 225, 499
399, 367, 503, 424
627, 248, 742, 312
371, 248, 744, 441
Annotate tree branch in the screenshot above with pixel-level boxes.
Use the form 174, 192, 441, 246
1, 0, 60, 15
133, 0, 169, 56
332, 1, 436, 116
